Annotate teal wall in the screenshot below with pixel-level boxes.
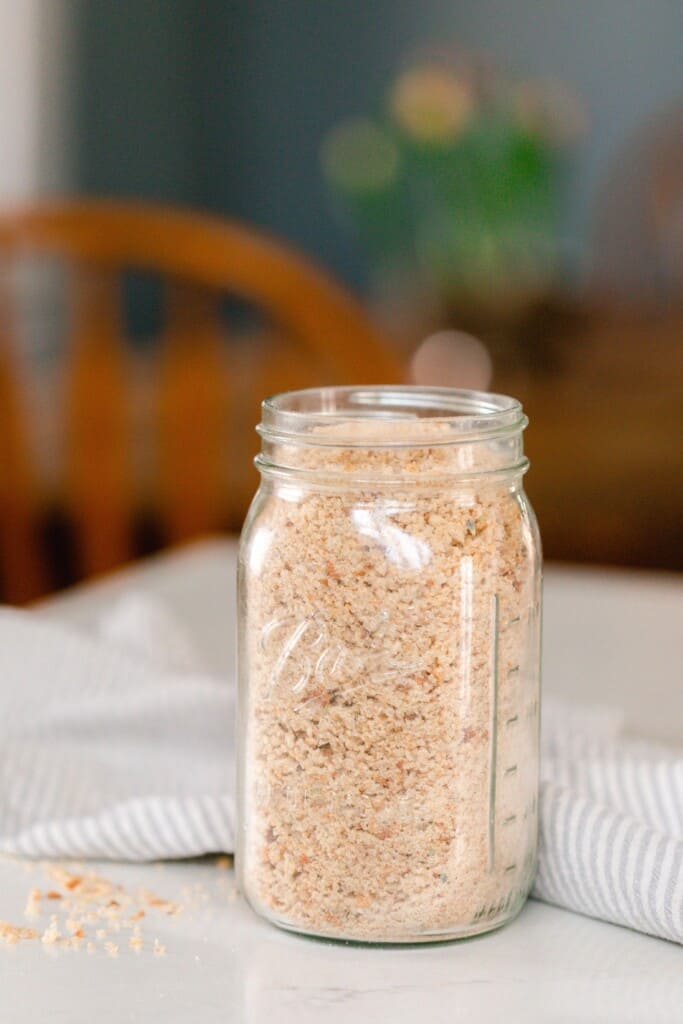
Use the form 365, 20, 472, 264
76, 0, 683, 290
77, 2, 199, 202
76, 0, 414, 287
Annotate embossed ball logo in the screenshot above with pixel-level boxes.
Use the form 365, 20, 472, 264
259, 610, 428, 710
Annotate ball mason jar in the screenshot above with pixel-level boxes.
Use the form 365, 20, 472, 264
237, 386, 542, 943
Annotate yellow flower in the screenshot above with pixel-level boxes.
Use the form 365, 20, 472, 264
390, 65, 473, 143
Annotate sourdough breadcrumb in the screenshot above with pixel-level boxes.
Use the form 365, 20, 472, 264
0, 920, 38, 945
2, 864, 186, 957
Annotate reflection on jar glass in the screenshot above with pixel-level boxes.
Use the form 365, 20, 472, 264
237, 386, 542, 943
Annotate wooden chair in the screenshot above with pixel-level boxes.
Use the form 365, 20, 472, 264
0, 200, 402, 603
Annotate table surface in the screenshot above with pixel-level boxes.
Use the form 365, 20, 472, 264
2, 539, 682, 1023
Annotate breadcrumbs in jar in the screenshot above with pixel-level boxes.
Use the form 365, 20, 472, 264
237, 387, 541, 943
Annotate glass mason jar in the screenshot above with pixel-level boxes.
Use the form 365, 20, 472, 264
237, 386, 541, 943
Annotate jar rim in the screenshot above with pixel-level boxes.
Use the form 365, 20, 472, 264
258, 386, 526, 448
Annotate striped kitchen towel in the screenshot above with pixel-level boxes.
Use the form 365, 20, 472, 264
0, 597, 235, 861
534, 702, 683, 943
0, 598, 680, 943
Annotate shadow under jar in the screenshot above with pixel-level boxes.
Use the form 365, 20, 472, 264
237, 386, 542, 943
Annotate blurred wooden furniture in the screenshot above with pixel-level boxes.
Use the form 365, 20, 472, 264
590, 104, 683, 310
0, 200, 401, 603
496, 311, 683, 572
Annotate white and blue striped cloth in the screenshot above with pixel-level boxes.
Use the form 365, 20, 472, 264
0, 597, 235, 862
0, 597, 680, 944
537, 704, 683, 944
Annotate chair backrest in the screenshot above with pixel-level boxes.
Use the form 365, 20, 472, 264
0, 200, 401, 602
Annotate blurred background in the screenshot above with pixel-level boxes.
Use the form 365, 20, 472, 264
0, 0, 681, 603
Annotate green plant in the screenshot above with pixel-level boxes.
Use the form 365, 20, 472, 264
321, 54, 584, 316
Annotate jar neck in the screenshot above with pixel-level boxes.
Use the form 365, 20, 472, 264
256, 386, 529, 485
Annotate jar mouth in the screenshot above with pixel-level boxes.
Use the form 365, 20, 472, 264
259, 386, 526, 448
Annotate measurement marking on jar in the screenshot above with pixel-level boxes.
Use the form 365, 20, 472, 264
488, 594, 500, 874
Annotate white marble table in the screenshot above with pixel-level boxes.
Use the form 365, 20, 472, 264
2, 539, 682, 1023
